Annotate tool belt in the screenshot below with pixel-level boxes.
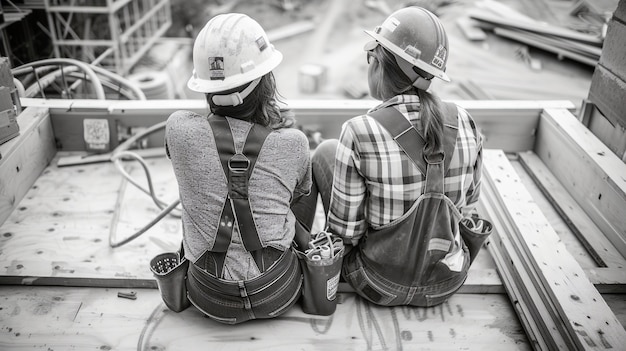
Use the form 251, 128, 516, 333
188, 246, 299, 298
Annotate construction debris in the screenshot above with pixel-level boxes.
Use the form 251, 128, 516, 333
298, 63, 327, 94
469, 0, 605, 67
456, 16, 487, 41
515, 46, 542, 71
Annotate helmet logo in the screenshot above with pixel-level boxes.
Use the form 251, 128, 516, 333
381, 16, 399, 32
431, 45, 446, 69
256, 37, 267, 51
208, 57, 225, 80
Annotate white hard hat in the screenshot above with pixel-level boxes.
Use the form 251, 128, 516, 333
187, 13, 283, 94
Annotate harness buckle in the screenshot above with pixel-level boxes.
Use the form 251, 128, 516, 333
228, 153, 250, 174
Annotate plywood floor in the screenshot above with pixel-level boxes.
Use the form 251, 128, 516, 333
0, 151, 623, 350
0, 287, 529, 350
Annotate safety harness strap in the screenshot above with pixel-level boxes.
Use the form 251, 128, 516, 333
208, 116, 271, 274
368, 102, 458, 190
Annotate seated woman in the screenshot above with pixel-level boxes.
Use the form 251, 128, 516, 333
315, 6, 485, 307
165, 13, 314, 324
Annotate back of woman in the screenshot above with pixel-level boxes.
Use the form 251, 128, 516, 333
163, 13, 312, 324
323, 6, 485, 308
166, 112, 310, 280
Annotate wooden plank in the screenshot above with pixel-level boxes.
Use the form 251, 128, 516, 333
493, 28, 598, 67
510, 157, 626, 293
535, 108, 626, 258
580, 101, 626, 162
604, 294, 626, 329
599, 18, 626, 79
0, 107, 56, 226
585, 268, 626, 294
482, 149, 626, 350
484, 215, 564, 350
0, 286, 530, 350
480, 167, 572, 350
56, 147, 166, 167
469, 9, 603, 46
518, 151, 625, 268
588, 64, 626, 130
20, 98, 575, 152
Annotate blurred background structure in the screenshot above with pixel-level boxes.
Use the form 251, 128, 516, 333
0, 0, 612, 101
4, 0, 622, 157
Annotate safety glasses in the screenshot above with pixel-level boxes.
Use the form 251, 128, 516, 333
364, 40, 379, 64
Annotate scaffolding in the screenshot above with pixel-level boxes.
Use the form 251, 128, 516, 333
44, 0, 171, 75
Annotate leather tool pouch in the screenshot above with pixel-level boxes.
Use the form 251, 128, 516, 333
294, 224, 344, 316
459, 214, 493, 265
150, 244, 191, 312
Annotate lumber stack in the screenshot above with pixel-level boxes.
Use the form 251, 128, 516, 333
468, 0, 607, 67
480, 149, 626, 350
583, 0, 626, 161
0, 58, 20, 146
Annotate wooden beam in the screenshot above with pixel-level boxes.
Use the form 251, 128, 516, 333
20, 98, 575, 152
469, 9, 603, 46
0, 107, 56, 226
535, 108, 626, 258
44, 0, 133, 13
518, 151, 626, 268
493, 28, 599, 67
482, 149, 626, 350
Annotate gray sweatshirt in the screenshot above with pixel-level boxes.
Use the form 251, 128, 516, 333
165, 110, 311, 280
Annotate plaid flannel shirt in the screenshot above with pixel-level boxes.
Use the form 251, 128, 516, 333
327, 95, 483, 244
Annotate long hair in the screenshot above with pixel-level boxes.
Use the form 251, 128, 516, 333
372, 45, 444, 153
206, 72, 295, 129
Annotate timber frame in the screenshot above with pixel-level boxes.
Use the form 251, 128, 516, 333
1, 98, 625, 350
44, 0, 172, 75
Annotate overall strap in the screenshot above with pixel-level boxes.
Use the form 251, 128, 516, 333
368, 102, 459, 193
208, 116, 271, 274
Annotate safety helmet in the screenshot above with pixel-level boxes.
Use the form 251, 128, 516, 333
187, 13, 283, 100
365, 7, 450, 89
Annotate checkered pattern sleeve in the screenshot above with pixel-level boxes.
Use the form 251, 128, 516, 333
458, 107, 483, 213
327, 119, 369, 243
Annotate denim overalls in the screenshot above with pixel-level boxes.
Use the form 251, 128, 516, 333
342, 103, 475, 307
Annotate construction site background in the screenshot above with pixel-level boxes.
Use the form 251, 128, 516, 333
147, 0, 603, 107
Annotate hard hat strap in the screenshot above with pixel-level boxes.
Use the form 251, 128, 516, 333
412, 76, 432, 90
394, 53, 432, 91
211, 77, 262, 107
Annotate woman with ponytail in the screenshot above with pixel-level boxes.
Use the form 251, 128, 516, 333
316, 7, 484, 307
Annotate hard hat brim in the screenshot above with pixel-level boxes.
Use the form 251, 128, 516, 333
187, 50, 283, 93
364, 30, 451, 82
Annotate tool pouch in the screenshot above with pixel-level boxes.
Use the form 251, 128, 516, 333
150, 249, 191, 312
295, 231, 345, 316
459, 214, 493, 265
